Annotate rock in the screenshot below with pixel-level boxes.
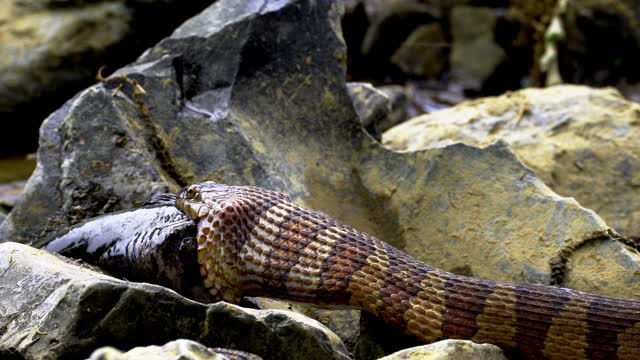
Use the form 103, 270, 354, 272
379, 82, 467, 121
347, 82, 393, 140
0, 242, 350, 360
0, 1, 130, 111
0, 0, 632, 301
0, 0, 212, 156
376, 85, 410, 125
449, 6, 506, 90
383, 85, 640, 239
0, 212, 5, 226
88, 339, 261, 360
0, 1, 129, 156
383, 85, 640, 296
252, 297, 361, 353
563, 236, 640, 299
252, 298, 433, 359
378, 340, 507, 360
390, 23, 447, 78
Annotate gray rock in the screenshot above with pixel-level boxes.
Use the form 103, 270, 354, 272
88, 339, 260, 360
449, 6, 505, 90
347, 82, 420, 138
378, 340, 507, 360
0, 242, 350, 360
559, 0, 640, 86
348, 1, 440, 83
391, 23, 447, 78
252, 297, 361, 353
347, 82, 392, 140
0, 0, 212, 156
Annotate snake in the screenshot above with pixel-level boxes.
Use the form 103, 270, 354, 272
175, 181, 640, 359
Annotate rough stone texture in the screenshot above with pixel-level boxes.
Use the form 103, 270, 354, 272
253, 299, 449, 360
252, 297, 361, 353
0, 0, 632, 300
88, 339, 259, 360
0, 1, 130, 113
378, 340, 507, 360
563, 237, 640, 299
347, 82, 392, 140
383, 85, 640, 297
391, 23, 447, 78
449, 6, 505, 90
0, 242, 350, 360
0, 0, 211, 156
383, 85, 640, 238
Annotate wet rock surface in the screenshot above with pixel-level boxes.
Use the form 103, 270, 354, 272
0, 242, 350, 360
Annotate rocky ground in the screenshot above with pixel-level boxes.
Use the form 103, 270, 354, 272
1, 0, 639, 359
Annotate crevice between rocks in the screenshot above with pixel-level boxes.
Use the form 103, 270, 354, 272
102, 73, 189, 191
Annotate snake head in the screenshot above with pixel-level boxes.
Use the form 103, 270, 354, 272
176, 181, 234, 220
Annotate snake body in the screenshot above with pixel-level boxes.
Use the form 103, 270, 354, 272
176, 182, 640, 359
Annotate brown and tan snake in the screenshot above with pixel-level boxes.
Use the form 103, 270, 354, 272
175, 181, 640, 359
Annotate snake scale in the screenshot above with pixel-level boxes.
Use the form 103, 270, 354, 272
176, 181, 640, 359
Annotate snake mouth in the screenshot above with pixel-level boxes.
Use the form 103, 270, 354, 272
176, 198, 209, 221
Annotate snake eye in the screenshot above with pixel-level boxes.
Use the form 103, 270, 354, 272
186, 186, 197, 199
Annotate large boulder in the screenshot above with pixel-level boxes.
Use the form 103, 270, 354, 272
383, 85, 640, 297
0, 242, 350, 360
383, 85, 640, 240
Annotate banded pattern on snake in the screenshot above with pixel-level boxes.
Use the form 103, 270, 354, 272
176, 181, 640, 359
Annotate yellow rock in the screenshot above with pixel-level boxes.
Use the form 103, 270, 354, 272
384, 85, 640, 239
